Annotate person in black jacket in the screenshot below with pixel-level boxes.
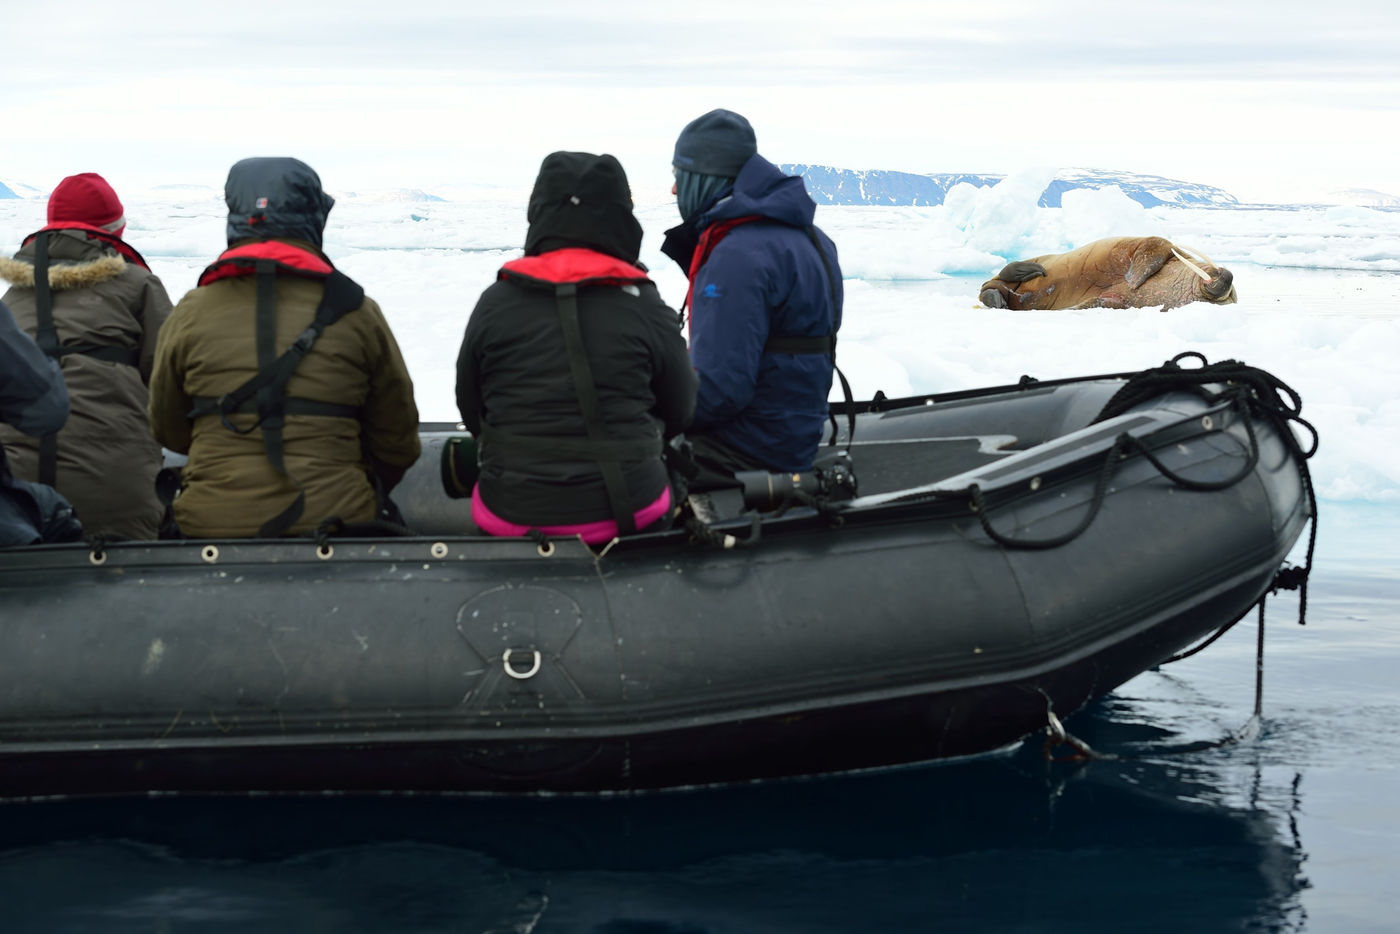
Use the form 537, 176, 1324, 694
456, 151, 697, 543
1, 298, 82, 546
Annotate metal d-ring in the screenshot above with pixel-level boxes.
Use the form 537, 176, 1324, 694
502, 648, 542, 680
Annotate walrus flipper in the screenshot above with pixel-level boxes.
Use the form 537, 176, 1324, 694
996, 261, 1047, 284
1124, 239, 1172, 289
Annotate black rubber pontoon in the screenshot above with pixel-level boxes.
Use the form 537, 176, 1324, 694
0, 356, 1316, 798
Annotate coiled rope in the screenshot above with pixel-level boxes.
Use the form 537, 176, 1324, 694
969, 353, 1318, 627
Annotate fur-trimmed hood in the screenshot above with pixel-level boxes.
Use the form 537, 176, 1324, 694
2, 227, 133, 291
0, 253, 128, 291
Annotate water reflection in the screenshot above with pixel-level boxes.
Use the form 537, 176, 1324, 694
0, 704, 1307, 933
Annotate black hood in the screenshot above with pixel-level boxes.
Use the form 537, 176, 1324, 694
524, 152, 643, 263
224, 157, 335, 248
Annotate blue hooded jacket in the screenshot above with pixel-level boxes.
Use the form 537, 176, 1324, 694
662, 154, 843, 473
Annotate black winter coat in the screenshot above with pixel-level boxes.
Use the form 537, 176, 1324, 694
455, 250, 696, 526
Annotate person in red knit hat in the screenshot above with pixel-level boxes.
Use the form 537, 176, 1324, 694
0, 173, 173, 540
45, 172, 128, 235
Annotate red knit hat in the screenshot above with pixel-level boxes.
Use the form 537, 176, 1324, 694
47, 173, 126, 236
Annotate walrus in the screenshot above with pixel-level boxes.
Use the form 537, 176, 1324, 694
978, 236, 1236, 310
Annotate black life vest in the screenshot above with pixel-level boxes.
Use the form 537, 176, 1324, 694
483, 248, 663, 535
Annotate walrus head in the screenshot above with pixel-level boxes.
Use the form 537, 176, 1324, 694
1171, 244, 1237, 305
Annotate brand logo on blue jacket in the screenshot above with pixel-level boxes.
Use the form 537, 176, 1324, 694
702, 283, 722, 299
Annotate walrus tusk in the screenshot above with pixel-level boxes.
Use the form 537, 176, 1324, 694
1172, 242, 1216, 266
1170, 246, 1214, 283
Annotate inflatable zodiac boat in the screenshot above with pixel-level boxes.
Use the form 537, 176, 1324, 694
0, 355, 1316, 799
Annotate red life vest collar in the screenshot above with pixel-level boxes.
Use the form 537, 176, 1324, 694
198, 241, 335, 287
684, 215, 761, 309
23, 224, 150, 271
500, 248, 650, 289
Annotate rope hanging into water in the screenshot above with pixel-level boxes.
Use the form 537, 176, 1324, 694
1035, 353, 1323, 761
1043, 597, 1271, 763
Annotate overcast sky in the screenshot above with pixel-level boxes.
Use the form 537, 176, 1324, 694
4, 0, 1398, 204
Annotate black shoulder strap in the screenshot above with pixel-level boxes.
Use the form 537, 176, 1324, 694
186, 266, 364, 428
554, 283, 637, 535
32, 233, 57, 356
186, 264, 365, 537
31, 233, 60, 487
764, 334, 836, 355
804, 227, 855, 447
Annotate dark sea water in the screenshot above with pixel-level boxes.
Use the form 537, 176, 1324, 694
1, 505, 1396, 933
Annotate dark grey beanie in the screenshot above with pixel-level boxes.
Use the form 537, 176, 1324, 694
673, 109, 757, 178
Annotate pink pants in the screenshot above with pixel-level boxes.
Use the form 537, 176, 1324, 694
471, 483, 672, 545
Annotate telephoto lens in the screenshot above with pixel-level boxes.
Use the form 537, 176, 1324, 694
736, 470, 820, 511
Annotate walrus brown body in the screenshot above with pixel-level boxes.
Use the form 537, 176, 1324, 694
979, 236, 1237, 310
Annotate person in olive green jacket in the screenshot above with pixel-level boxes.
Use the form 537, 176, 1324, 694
0, 173, 173, 539
148, 157, 421, 538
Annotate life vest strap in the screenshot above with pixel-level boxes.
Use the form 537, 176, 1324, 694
553, 282, 636, 535
188, 396, 360, 421
185, 253, 365, 537
763, 334, 837, 355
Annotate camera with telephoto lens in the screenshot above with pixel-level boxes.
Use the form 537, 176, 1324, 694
735, 451, 857, 512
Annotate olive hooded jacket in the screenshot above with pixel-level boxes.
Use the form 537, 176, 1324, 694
148, 158, 421, 538
0, 227, 172, 539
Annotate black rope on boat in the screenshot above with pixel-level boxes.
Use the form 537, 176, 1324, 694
1161, 556, 1313, 673
971, 355, 1320, 604
1018, 354, 1318, 763
313, 516, 345, 548
970, 430, 1129, 551
972, 409, 1258, 551
1042, 599, 1269, 762
1160, 606, 1250, 665
969, 394, 1262, 551
1109, 354, 1319, 628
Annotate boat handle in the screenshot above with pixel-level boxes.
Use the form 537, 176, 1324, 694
503, 648, 542, 680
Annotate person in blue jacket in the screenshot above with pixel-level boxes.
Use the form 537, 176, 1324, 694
1, 298, 81, 545
661, 108, 843, 489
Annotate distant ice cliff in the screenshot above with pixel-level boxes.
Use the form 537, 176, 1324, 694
783, 165, 1241, 209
